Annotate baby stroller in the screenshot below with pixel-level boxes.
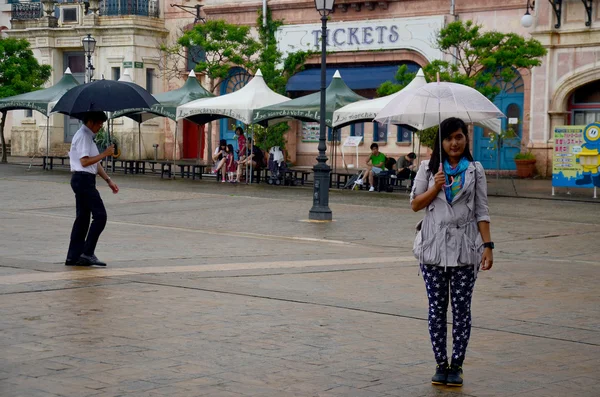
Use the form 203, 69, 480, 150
267, 146, 291, 186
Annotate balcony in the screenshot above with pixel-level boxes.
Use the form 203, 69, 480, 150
9, 1, 159, 21
100, 1, 159, 18
10, 2, 43, 21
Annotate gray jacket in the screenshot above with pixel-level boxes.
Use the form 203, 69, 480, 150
410, 160, 490, 269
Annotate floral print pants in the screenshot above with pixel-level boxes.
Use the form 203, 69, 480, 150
421, 263, 476, 366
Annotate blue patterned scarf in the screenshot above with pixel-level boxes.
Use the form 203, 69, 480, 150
443, 157, 471, 204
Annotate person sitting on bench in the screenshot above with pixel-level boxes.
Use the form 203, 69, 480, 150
236, 138, 264, 182
397, 152, 417, 181
363, 143, 386, 192
212, 139, 228, 178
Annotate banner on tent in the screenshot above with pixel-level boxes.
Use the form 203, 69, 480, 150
552, 124, 600, 188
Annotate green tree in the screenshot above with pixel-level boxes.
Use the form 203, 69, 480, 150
162, 20, 262, 160
253, 9, 314, 156
376, 20, 547, 148
0, 38, 52, 163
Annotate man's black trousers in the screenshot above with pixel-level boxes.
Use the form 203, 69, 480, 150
67, 172, 107, 261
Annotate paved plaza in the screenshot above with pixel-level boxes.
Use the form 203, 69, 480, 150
0, 164, 599, 397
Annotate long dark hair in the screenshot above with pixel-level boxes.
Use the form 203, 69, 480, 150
428, 117, 474, 174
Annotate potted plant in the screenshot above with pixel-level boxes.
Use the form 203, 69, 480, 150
514, 150, 536, 178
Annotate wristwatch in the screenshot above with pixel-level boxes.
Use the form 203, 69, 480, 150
483, 242, 495, 249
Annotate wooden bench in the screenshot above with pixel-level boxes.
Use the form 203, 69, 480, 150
288, 170, 311, 186
374, 174, 413, 192
177, 164, 207, 180
148, 161, 173, 178
43, 156, 69, 170
112, 159, 146, 175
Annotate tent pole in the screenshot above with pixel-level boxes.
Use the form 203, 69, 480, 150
138, 122, 142, 160
173, 121, 178, 179
45, 116, 50, 171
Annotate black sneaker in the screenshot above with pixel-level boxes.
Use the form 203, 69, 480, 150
446, 364, 463, 387
431, 364, 448, 385
77, 254, 107, 267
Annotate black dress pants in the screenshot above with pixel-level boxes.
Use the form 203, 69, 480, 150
66, 172, 107, 260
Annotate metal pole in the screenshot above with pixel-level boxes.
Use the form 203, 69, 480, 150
173, 121, 178, 178
308, 14, 332, 221
138, 122, 142, 160
45, 116, 50, 170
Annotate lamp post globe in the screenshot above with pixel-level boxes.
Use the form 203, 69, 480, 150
308, 0, 335, 221
521, 12, 534, 28
314, 0, 335, 15
82, 34, 96, 83
82, 34, 96, 54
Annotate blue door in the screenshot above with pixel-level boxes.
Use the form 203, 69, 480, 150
474, 71, 524, 170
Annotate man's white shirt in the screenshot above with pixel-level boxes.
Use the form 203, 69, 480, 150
69, 125, 100, 174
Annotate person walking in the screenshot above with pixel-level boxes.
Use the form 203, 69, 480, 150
65, 111, 119, 267
410, 117, 494, 387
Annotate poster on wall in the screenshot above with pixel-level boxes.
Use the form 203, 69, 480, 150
552, 124, 600, 188
301, 122, 320, 142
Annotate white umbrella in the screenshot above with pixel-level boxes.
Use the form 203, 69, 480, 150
374, 82, 505, 133
332, 68, 427, 128
176, 69, 290, 124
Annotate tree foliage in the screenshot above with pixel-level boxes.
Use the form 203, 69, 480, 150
377, 20, 546, 101
375, 20, 546, 148
0, 37, 52, 163
175, 20, 261, 91
0, 38, 52, 99
425, 20, 546, 100
254, 9, 313, 155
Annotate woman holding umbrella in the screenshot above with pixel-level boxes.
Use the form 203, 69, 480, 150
410, 117, 494, 387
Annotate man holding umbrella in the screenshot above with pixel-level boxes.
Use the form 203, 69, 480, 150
51, 79, 158, 266
65, 111, 119, 267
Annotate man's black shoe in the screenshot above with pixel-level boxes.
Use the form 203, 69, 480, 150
65, 258, 90, 266
77, 254, 107, 267
431, 364, 448, 385
446, 364, 463, 387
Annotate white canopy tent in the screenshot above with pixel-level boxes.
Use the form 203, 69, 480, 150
332, 69, 428, 129
176, 69, 290, 183
176, 69, 290, 125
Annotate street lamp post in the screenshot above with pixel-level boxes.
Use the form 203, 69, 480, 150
309, 0, 335, 221
82, 34, 96, 83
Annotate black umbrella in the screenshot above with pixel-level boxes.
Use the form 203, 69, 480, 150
51, 79, 158, 119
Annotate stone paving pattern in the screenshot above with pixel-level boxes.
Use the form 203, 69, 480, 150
0, 165, 599, 397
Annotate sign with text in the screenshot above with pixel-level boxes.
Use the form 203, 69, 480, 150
276, 16, 444, 62
552, 124, 600, 188
343, 136, 363, 147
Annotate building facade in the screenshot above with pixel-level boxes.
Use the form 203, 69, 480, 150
5, 0, 600, 177
5, 0, 169, 159
196, 0, 535, 171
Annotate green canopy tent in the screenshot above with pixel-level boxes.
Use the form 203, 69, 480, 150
0, 68, 79, 165
252, 70, 366, 127
111, 70, 214, 160
252, 70, 366, 170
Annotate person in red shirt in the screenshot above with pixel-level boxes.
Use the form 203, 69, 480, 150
235, 127, 246, 160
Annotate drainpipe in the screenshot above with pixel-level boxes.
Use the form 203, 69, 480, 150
263, 0, 267, 27
450, 0, 455, 18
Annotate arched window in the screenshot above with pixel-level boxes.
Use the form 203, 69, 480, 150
220, 68, 252, 141
489, 69, 525, 94
220, 67, 251, 95
569, 80, 600, 125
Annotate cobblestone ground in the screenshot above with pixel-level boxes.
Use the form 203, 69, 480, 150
0, 165, 599, 397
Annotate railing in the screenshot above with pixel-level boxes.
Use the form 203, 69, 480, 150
10, 2, 43, 20
100, 0, 160, 18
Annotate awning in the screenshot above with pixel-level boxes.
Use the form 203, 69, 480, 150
286, 64, 420, 92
